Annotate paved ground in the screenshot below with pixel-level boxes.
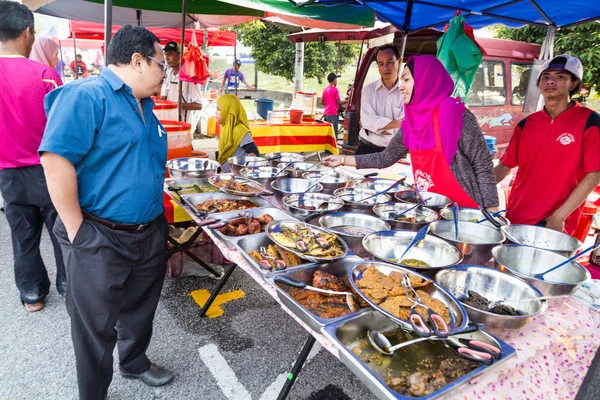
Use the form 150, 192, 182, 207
0, 205, 377, 400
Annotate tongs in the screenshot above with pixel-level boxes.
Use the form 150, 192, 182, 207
197, 211, 253, 230
401, 273, 449, 338
294, 223, 330, 252
258, 246, 286, 271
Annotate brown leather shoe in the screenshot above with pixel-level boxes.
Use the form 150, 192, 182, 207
24, 300, 45, 312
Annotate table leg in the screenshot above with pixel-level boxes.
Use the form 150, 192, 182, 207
277, 334, 317, 400
166, 229, 222, 278
198, 263, 237, 318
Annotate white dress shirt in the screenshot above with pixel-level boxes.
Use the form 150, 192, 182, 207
160, 67, 203, 130
359, 78, 405, 148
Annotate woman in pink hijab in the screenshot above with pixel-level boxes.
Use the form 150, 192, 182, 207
323, 55, 498, 209
29, 36, 60, 68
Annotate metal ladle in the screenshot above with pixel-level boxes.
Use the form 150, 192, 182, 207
532, 241, 600, 280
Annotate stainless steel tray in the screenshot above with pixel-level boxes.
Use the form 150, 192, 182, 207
234, 233, 313, 275
180, 192, 272, 217
321, 309, 516, 400
164, 178, 221, 194
348, 262, 469, 335
265, 220, 349, 263
209, 208, 298, 243
266, 256, 365, 331
208, 174, 269, 197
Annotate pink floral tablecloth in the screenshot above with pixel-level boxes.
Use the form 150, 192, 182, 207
166, 184, 600, 400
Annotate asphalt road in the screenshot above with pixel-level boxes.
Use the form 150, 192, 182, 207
0, 208, 378, 400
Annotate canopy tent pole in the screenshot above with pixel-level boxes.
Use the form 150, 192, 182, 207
177, 0, 187, 122
136, 9, 142, 26
58, 40, 65, 79
294, 42, 304, 94
104, 0, 112, 58
234, 43, 238, 97
336, 41, 341, 74
535, 25, 557, 111
398, 33, 408, 63
72, 32, 78, 79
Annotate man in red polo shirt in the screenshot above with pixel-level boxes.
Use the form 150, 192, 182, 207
495, 55, 600, 234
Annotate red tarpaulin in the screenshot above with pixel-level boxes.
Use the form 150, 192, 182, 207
69, 20, 236, 47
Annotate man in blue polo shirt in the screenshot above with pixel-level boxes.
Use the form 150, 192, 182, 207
39, 26, 172, 399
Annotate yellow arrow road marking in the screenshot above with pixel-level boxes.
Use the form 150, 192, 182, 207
189, 289, 246, 318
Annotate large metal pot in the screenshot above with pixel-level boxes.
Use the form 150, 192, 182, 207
500, 224, 583, 257
350, 177, 410, 192
395, 190, 451, 211
372, 202, 440, 231
265, 152, 305, 167
270, 178, 323, 208
429, 220, 505, 265
302, 171, 351, 195
439, 207, 510, 229
227, 156, 268, 176
277, 162, 324, 178
436, 265, 547, 330
318, 212, 391, 258
282, 193, 344, 221
362, 230, 463, 271
239, 167, 288, 188
491, 244, 590, 303
167, 158, 220, 179
333, 187, 392, 215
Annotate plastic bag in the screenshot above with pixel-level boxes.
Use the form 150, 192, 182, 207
180, 31, 210, 85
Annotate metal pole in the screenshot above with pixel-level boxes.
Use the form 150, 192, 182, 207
136, 9, 142, 26
399, 33, 408, 64
72, 32, 78, 80
294, 42, 304, 94
202, 28, 208, 53
104, 0, 113, 59
234, 44, 238, 97
178, 0, 187, 122
58, 40, 65, 79
336, 41, 341, 74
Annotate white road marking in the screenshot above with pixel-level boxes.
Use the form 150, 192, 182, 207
198, 344, 252, 400
258, 342, 322, 400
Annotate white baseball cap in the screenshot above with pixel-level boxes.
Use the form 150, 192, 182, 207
540, 54, 583, 80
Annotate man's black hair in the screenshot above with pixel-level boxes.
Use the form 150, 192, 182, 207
106, 25, 160, 66
376, 44, 400, 60
0, 1, 34, 42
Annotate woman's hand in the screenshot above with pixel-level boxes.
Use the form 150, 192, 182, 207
322, 155, 343, 167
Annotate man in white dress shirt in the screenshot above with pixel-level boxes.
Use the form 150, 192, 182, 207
160, 41, 203, 131
357, 44, 405, 155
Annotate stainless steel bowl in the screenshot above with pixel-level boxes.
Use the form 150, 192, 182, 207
277, 162, 324, 178
440, 207, 510, 229
436, 265, 547, 330
351, 177, 410, 192
372, 202, 440, 231
265, 152, 305, 167
318, 212, 391, 258
282, 193, 344, 221
333, 187, 392, 215
500, 224, 583, 257
227, 156, 268, 176
429, 220, 505, 265
270, 178, 323, 208
395, 190, 452, 211
491, 244, 590, 302
362, 230, 463, 271
239, 167, 289, 188
302, 171, 351, 195
167, 158, 220, 179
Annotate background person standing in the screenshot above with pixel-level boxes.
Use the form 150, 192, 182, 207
0, 1, 65, 312
220, 59, 254, 93
40, 25, 173, 399
322, 72, 347, 137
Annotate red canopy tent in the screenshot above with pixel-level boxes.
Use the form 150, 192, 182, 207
68, 20, 237, 47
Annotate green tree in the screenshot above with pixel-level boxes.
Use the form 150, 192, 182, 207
234, 21, 358, 84
492, 22, 600, 93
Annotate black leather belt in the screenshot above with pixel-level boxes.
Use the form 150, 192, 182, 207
82, 211, 152, 232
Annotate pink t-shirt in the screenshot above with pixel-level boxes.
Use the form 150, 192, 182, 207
0, 55, 63, 169
322, 85, 340, 116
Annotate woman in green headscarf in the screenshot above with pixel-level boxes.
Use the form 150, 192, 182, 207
216, 94, 259, 172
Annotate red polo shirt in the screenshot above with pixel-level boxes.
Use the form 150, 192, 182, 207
501, 102, 600, 234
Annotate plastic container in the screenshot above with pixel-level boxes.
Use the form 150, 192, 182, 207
573, 203, 598, 243
161, 120, 192, 160
295, 92, 317, 117
255, 98, 274, 120
209, 89, 219, 100
289, 109, 303, 124
206, 117, 221, 137
153, 99, 178, 121
191, 150, 208, 159
484, 135, 497, 154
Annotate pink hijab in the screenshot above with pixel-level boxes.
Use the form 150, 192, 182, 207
29, 37, 60, 67
401, 55, 465, 165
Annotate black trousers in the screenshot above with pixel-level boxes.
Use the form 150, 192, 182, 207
0, 165, 66, 303
53, 214, 168, 400
355, 140, 385, 155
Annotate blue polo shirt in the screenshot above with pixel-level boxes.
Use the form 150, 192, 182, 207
40, 68, 167, 224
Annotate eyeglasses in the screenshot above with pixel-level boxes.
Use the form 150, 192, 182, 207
147, 56, 167, 72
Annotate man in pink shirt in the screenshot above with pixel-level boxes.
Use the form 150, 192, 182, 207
322, 72, 347, 138
0, 1, 64, 312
